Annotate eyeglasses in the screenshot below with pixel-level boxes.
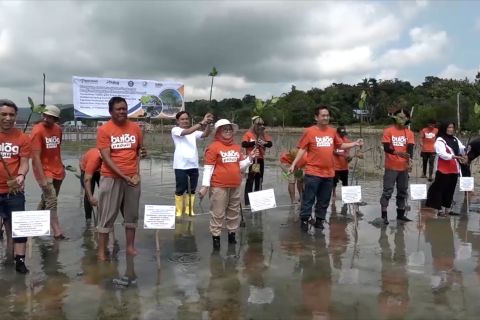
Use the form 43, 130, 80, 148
223, 127, 233, 132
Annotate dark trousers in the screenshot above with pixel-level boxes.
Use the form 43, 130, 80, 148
174, 168, 199, 196
380, 169, 409, 210
421, 152, 435, 177
0, 192, 27, 243
426, 171, 458, 210
80, 170, 101, 220
300, 174, 333, 220
333, 170, 349, 187
244, 158, 265, 205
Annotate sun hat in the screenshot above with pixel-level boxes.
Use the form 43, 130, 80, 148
43, 105, 61, 118
214, 119, 234, 132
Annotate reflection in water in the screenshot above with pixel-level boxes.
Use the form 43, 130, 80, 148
378, 226, 409, 319
328, 205, 350, 270
298, 236, 334, 319
207, 248, 241, 320
173, 220, 202, 319
424, 214, 464, 305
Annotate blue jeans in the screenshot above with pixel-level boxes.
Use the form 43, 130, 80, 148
0, 192, 27, 243
174, 169, 199, 196
300, 174, 333, 221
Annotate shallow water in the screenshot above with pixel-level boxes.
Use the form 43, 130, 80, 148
1, 150, 480, 320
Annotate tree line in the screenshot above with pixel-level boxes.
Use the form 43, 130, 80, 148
186, 73, 480, 132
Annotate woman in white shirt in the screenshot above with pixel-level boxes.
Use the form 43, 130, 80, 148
426, 121, 467, 216
172, 111, 213, 217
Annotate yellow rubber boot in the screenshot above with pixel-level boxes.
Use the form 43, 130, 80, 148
185, 194, 195, 216
175, 195, 184, 217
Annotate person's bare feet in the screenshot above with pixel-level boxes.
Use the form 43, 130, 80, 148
126, 247, 138, 256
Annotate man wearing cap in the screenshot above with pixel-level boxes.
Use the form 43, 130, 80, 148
380, 108, 415, 225
0, 99, 31, 273
96, 96, 143, 261
31, 104, 67, 239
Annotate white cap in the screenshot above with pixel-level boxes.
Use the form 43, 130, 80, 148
214, 119, 233, 131
43, 105, 61, 118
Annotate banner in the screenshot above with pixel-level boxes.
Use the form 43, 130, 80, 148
72, 76, 184, 119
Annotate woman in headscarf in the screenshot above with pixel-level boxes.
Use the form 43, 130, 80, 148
426, 121, 467, 216
199, 119, 258, 250
241, 116, 272, 207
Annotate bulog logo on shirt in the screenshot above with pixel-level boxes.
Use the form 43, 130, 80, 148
392, 136, 407, 147
45, 136, 61, 149
220, 150, 240, 163
111, 134, 137, 149
424, 132, 435, 139
0, 143, 20, 159
315, 136, 334, 147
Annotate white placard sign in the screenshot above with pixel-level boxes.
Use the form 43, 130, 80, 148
459, 177, 474, 192
12, 210, 50, 238
144, 205, 176, 229
248, 189, 277, 212
341, 186, 362, 204
72, 76, 184, 119
410, 184, 427, 200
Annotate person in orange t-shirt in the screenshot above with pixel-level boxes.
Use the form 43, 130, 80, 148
289, 106, 362, 231
380, 109, 415, 225
242, 116, 272, 206
0, 99, 31, 274
332, 125, 352, 203
199, 119, 257, 250
96, 97, 144, 261
279, 148, 306, 204
30, 105, 67, 240
420, 120, 438, 181
79, 148, 102, 223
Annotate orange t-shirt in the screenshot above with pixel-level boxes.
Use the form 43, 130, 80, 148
382, 126, 415, 171
242, 131, 272, 159
80, 148, 102, 175
420, 127, 438, 153
204, 141, 245, 188
30, 123, 65, 180
0, 129, 31, 193
279, 152, 307, 169
333, 136, 351, 171
96, 120, 142, 178
297, 126, 342, 178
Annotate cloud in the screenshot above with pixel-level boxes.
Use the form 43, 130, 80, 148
380, 27, 448, 68
0, 1, 448, 104
438, 64, 480, 80
377, 69, 399, 80
475, 18, 480, 31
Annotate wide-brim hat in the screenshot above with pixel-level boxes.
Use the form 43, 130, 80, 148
43, 105, 61, 118
214, 119, 235, 132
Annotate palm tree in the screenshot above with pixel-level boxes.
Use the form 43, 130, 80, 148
208, 67, 218, 103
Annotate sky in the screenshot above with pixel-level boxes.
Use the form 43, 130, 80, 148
1, 0, 479, 106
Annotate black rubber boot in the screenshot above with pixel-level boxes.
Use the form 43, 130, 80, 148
15, 255, 29, 274
313, 218, 324, 229
228, 232, 237, 244
300, 219, 309, 232
381, 211, 389, 225
397, 208, 412, 222
212, 236, 221, 250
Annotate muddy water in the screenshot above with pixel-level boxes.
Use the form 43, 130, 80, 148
1, 134, 480, 319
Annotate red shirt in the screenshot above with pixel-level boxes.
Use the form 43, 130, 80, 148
297, 125, 342, 178
242, 131, 272, 159
0, 129, 31, 193
420, 127, 438, 153
382, 126, 415, 171
80, 148, 102, 175
333, 136, 351, 171
96, 120, 142, 178
204, 141, 245, 188
30, 122, 65, 180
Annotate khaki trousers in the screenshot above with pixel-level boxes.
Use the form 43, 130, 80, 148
209, 186, 241, 236
37, 179, 63, 221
